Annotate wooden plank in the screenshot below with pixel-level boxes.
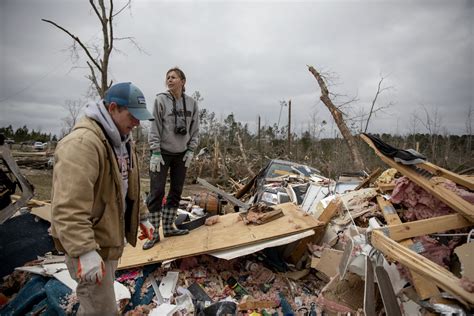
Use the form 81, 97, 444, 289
12, 195, 50, 207
421, 162, 474, 191
377, 195, 401, 226
0, 144, 35, 224
361, 134, 474, 223
378, 213, 472, 241
377, 182, 396, 192
197, 177, 249, 210
371, 230, 474, 307
317, 198, 341, 224
376, 196, 440, 300
119, 202, 324, 270
234, 172, 259, 199
354, 167, 382, 190
30, 204, 52, 222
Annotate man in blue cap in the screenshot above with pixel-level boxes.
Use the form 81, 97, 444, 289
51, 82, 155, 315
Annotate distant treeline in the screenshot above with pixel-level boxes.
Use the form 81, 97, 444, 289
132, 112, 473, 181
2, 118, 472, 178
0, 125, 57, 143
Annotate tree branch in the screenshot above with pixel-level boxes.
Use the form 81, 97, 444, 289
112, 0, 131, 17
308, 65, 365, 170
87, 61, 101, 95
365, 76, 383, 132
42, 19, 102, 72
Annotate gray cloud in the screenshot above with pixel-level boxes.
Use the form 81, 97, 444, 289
1, 0, 472, 137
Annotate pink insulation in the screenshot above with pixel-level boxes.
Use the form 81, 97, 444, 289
390, 176, 474, 221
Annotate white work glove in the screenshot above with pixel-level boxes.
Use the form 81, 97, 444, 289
77, 250, 105, 284
150, 152, 164, 173
183, 150, 194, 168
139, 219, 155, 240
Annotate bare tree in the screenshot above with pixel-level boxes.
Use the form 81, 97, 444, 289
416, 104, 443, 161
42, 0, 133, 98
407, 110, 419, 149
307, 65, 365, 170
364, 75, 393, 133
61, 99, 85, 137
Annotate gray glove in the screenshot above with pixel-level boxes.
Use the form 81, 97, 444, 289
150, 152, 164, 172
183, 150, 194, 168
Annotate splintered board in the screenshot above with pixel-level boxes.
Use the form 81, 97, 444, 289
118, 202, 324, 269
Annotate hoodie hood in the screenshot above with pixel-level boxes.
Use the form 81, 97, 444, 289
84, 101, 132, 204
84, 100, 131, 147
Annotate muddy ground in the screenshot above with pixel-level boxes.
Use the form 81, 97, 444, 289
20, 168, 208, 202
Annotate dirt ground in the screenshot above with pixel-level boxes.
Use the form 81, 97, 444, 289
20, 168, 207, 202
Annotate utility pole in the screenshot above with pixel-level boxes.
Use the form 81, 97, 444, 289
287, 99, 292, 153
258, 115, 262, 167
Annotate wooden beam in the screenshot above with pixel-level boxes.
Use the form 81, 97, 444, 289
377, 213, 472, 242
376, 196, 440, 300
371, 230, 474, 307
354, 167, 382, 190
377, 196, 402, 226
421, 162, 474, 191
361, 134, 474, 223
197, 177, 249, 210
317, 198, 341, 224
377, 182, 396, 192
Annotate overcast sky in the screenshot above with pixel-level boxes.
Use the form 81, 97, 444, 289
1, 0, 473, 138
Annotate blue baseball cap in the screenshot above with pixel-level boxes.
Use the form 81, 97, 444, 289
104, 82, 154, 121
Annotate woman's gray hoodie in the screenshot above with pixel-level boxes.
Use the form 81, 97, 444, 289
148, 91, 199, 154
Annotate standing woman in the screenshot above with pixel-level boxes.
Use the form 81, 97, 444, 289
144, 67, 199, 250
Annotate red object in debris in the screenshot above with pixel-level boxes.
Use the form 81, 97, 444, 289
0, 293, 8, 306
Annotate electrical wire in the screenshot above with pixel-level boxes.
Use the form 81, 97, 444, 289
0, 57, 70, 104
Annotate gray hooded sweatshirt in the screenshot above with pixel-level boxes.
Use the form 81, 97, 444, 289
84, 101, 131, 205
148, 91, 199, 154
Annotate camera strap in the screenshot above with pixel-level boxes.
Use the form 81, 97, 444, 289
170, 92, 187, 129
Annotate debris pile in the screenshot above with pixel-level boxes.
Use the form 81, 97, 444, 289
1, 133, 473, 315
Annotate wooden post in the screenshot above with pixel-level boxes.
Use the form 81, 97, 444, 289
288, 99, 291, 153
258, 115, 262, 168
212, 134, 219, 179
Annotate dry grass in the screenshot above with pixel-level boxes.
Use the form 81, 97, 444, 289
19, 168, 205, 202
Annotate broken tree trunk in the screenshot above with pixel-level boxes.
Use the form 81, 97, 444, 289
236, 131, 255, 178
307, 66, 365, 171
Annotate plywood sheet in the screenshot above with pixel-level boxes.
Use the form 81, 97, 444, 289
118, 202, 323, 269
30, 204, 52, 222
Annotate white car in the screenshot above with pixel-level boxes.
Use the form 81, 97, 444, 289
33, 141, 46, 151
